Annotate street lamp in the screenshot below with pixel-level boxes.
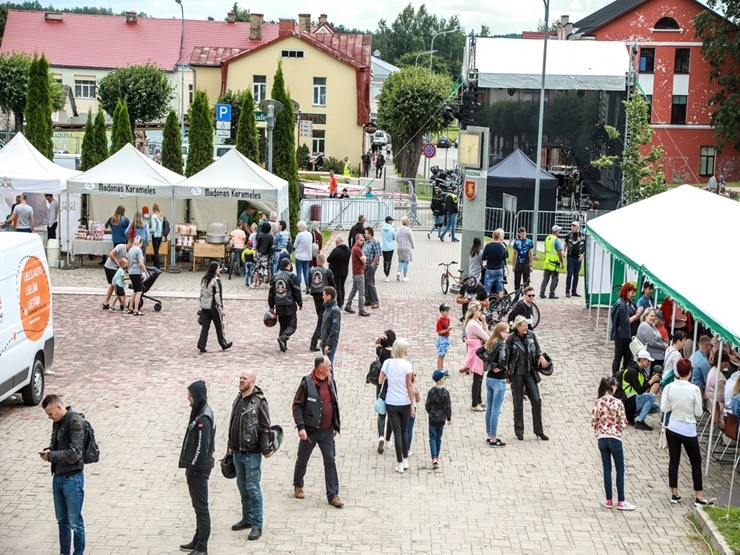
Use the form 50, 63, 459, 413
259, 99, 284, 173
175, 0, 185, 140
429, 28, 460, 76
531, 0, 550, 252
415, 49, 437, 67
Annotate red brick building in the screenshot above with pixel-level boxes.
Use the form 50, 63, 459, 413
574, 0, 740, 183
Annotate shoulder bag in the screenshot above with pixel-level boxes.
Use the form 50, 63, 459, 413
374, 380, 388, 415
629, 336, 645, 357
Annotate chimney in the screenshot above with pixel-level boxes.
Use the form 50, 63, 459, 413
318, 14, 328, 26
44, 12, 64, 21
125, 11, 138, 24
278, 18, 295, 37
250, 13, 263, 40
298, 13, 311, 33
557, 15, 572, 40
227, 12, 236, 24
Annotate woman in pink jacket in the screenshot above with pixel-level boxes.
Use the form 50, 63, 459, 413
459, 300, 490, 412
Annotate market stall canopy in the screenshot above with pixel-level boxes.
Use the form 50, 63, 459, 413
173, 148, 289, 215
0, 132, 80, 193
65, 143, 185, 196
486, 149, 558, 212
470, 38, 630, 91
586, 185, 740, 347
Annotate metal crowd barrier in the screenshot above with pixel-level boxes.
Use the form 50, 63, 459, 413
513, 210, 580, 241
300, 198, 395, 230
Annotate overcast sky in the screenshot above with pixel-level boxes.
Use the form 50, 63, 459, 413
47, 0, 618, 35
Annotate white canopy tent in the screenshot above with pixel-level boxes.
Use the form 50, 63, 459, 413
586, 185, 740, 474
470, 38, 630, 91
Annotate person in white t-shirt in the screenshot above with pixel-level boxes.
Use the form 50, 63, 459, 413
378, 338, 416, 474
228, 221, 247, 277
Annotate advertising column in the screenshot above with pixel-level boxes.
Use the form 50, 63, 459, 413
457, 126, 490, 276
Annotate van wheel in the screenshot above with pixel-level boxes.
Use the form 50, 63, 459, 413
21, 358, 45, 406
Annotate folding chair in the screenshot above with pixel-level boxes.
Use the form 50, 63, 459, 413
714, 413, 738, 464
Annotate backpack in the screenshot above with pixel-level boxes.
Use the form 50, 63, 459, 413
286, 240, 294, 254
366, 359, 381, 385
76, 413, 100, 464
161, 216, 171, 240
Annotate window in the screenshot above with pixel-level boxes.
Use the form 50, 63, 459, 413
54, 74, 63, 84
639, 48, 655, 73
646, 95, 653, 123
188, 83, 194, 104
655, 17, 680, 30
671, 95, 687, 124
313, 77, 326, 106
253, 76, 266, 104
699, 146, 715, 176
674, 48, 690, 74
280, 50, 304, 58
311, 130, 325, 154
74, 79, 96, 99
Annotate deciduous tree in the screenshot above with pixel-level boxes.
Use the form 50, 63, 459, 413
161, 109, 183, 174
271, 62, 299, 232
24, 53, 53, 160
185, 90, 213, 177
97, 63, 173, 127
235, 90, 259, 163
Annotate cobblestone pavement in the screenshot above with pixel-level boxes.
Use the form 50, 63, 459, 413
1, 231, 726, 554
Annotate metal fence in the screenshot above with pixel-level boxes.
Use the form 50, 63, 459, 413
384, 177, 435, 199
513, 210, 581, 241
299, 198, 395, 230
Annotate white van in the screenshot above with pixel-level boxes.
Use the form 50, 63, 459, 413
0, 232, 54, 405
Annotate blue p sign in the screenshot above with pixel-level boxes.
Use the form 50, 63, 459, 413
216, 104, 232, 122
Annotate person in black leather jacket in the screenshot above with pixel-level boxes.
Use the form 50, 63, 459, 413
483, 322, 510, 447
41, 395, 86, 555
179, 380, 216, 555
507, 315, 549, 441
268, 257, 303, 352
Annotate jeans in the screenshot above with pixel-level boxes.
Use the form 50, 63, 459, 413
514, 262, 530, 289
365, 264, 379, 305
485, 269, 505, 294
486, 377, 507, 436
597, 438, 625, 502
429, 422, 445, 459
440, 213, 458, 240
666, 428, 703, 491
293, 427, 339, 501
53, 472, 85, 555
407, 414, 416, 449
244, 261, 255, 285
430, 215, 444, 236
382, 250, 394, 277
566, 257, 581, 293
511, 372, 544, 437
540, 268, 559, 296
612, 338, 632, 375
325, 343, 337, 366
233, 451, 263, 528
197, 308, 227, 351
311, 294, 325, 349
295, 259, 310, 288
186, 469, 211, 551
386, 404, 411, 462
635, 393, 660, 422
397, 260, 409, 277
345, 274, 365, 310
471, 373, 483, 407
272, 252, 281, 276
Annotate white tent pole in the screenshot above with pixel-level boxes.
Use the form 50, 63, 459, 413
692, 322, 698, 358
605, 253, 615, 345
587, 236, 595, 320
170, 195, 177, 268
595, 247, 606, 332
705, 341, 723, 476
65, 190, 71, 268
670, 301, 676, 338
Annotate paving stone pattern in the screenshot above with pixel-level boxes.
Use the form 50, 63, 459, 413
0, 231, 726, 554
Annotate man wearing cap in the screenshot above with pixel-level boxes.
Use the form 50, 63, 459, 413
563, 221, 585, 298
227, 370, 272, 542
380, 216, 396, 282
363, 227, 382, 309
428, 188, 445, 239
425, 369, 452, 469
539, 225, 564, 299
614, 350, 661, 430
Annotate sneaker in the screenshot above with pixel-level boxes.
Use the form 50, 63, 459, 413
539, 293, 546, 299
402, 458, 409, 470
479, 402, 487, 408
432, 458, 439, 469
451, 239, 460, 242
601, 499, 613, 509
377, 437, 384, 454
471, 405, 485, 412
490, 438, 506, 447
694, 498, 714, 507
396, 272, 401, 281
402, 277, 409, 282
384, 276, 389, 282
108, 305, 117, 312
634, 421, 653, 431
427, 232, 430, 239
395, 463, 405, 474
617, 501, 636, 511
44, 369, 55, 376
407, 451, 412, 457
670, 494, 683, 504
549, 294, 559, 299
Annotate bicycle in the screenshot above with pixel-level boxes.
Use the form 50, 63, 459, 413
439, 261, 465, 295
487, 284, 540, 329
223, 246, 242, 280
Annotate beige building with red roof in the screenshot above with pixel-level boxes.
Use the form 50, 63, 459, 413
1, 10, 371, 161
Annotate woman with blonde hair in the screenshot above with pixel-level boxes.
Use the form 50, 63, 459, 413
636, 307, 667, 372
125, 209, 151, 250
484, 321, 510, 446
293, 220, 313, 291
396, 217, 415, 282
150, 202, 164, 269
460, 300, 490, 412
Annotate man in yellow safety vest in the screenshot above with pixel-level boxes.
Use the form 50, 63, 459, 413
539, 225, 564, 299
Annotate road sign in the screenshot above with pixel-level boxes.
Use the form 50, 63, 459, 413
422, 142, 437, 159
215, 103, 232, 122
215, 129, 230, 138
215, 120, 231, 131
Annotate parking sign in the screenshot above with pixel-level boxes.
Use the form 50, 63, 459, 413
216, 104, 232, 122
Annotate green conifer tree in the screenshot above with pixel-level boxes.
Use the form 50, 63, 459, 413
93, 109, 109, 163
235, 90, 259, 163
23, 53, 54, 160
270, 62, 299, 232
80, 110, 95, 171
110, 99, 134, 154
161, 109, 183, 175
185, 90, 213, 177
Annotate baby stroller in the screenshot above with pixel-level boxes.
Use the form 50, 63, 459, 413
132, 266, 163, 312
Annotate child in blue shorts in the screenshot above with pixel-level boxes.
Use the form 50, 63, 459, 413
436, 303, 451, 371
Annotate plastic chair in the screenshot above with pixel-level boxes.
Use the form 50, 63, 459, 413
714, 413, 738, 464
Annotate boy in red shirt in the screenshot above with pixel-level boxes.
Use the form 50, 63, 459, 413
436, 303, 452, 371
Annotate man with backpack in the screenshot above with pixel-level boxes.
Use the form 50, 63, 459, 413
40, 394, 87, 555
308, 254, 335, 353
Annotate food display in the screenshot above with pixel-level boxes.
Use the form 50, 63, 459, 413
75, 222, 108, 240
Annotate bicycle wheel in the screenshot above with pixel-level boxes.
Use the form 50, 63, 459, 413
441, 273, 449, 295
530, 303, 541, 329
227, 253, 234, 280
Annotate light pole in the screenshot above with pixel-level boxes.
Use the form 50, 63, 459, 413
429, 28, 460, 76
259, 99, 284, 173
415, 49, 437, 67
531, 0, 550, 253
175, 0, 185, 140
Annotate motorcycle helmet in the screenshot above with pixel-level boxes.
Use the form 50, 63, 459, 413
263, 311, 277, 328
268, 425, 284, 454
220, 453, 236, 479
538, 352, 554, 376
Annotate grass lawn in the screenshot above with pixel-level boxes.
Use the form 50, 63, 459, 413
704, 506, 740, 552
506, 246, 584, 276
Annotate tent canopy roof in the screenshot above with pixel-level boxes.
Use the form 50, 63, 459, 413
586, 185, 740, 347
487, 149, 558, 187
471, 38, 630, 91
66, 143, 185, 196
0, 132, 80, 193
174, 148, 290, 215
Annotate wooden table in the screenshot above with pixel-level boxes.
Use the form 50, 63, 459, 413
146, 240, 169, 271
192, 242, 225, 272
